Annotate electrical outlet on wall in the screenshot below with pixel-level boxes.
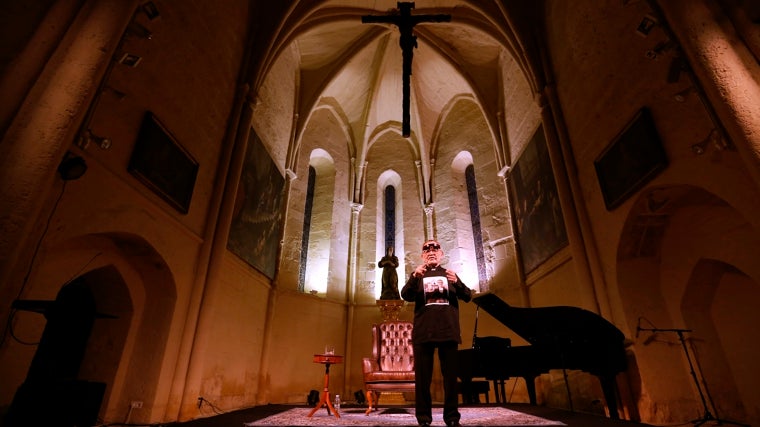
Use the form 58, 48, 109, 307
131, 401, 143, 409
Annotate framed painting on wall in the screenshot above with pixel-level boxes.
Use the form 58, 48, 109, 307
594, 107, 668, 210
128, 112, 198, 214
227, 130, 286, 279
509, 125, 568, 274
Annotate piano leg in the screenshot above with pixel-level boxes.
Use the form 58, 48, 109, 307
490, 379, 500, 403
523, 376, 538, 406
488, 379, 504, 403
599, 374, 620, 420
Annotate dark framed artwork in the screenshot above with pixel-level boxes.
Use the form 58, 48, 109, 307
227, 130, 285, 279
128, 112, 198, 213
594, 108, 668, 210
509, 125, 568, 274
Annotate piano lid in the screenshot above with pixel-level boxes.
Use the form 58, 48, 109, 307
472, 293, 624, 347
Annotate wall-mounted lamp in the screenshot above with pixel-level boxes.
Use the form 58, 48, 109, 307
497, 165, 511, 177
141, 1, 160, 20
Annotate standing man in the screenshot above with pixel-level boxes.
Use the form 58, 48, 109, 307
401, 239, 472, 427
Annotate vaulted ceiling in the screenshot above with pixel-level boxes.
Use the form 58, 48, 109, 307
248, 1, 545, 180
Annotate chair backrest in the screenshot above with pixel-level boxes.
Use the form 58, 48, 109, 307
372, 321, 414, 372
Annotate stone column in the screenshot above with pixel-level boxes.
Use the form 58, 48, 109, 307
415, 160, 425, 205
423, 203, 435, 240
538, 92, 606, 315
0, 0, 140, 324
657, 0, 760, 188
343, 202, 363, 396
180, 100, 254, 417
348, 202, 364, 304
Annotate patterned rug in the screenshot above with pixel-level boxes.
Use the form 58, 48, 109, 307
244, 406, 567, 426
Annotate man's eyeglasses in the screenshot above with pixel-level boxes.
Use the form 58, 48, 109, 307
422, 243, 441, 252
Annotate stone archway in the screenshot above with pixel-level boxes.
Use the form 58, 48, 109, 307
616, 185, 760, 424
6, 278, 104, 426
681, 259, 759, 422
3, 232, 178, 424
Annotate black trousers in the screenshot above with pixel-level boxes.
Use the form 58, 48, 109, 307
413, 341, 460, 425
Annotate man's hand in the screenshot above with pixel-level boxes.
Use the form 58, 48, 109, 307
413, 264, 427, 278
445, 269, 458, 283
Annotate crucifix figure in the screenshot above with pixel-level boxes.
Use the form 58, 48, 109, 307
362, 2, 451, 137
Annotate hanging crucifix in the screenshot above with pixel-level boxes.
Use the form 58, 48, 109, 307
362, 2, 451, 137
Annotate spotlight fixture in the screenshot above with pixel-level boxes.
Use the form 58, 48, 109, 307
118, 53, 142, 67
645, 39, 677, 60
77, 130, 112, 150
636, 15, 658, 37
691, 129, 724, 155
127, 22, 153, 40
690, 142, 706, 156
105, 85, 127, 100
307, 390, 319, 406
91, 134, 112, 150
141, 1, 160, 20
672, 87, 693, 102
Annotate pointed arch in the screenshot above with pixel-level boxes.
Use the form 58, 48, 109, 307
300, 149, 336, 295
375, 169, 405, 300
617, 185, 760, 420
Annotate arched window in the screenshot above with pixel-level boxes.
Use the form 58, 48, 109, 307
299, 150, 335, 295
375, 170, 404, 299
465, 164, 487, 290
449, 152, 486, 291
385, 185, 396, 250
298, 166, 316, 292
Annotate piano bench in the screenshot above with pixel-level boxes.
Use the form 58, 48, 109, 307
457, 380, 490, 404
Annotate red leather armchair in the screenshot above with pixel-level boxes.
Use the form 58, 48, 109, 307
362, 321, 416, 414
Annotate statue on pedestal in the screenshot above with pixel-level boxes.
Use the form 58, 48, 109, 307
378, 246, 400, 300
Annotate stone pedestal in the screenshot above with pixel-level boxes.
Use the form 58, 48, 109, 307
376, 299, 405, 321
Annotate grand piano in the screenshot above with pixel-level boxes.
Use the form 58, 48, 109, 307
457, 293, 627, 419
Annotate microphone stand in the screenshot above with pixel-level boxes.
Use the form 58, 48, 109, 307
472, 306, 479, 348
637, 326, 749, 427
